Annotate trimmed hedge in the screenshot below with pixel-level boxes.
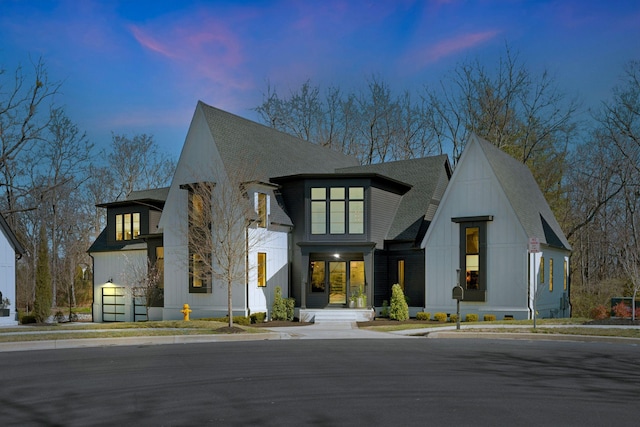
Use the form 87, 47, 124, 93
415, 312, 430, 321
449, 314, 458, 323
433, 312, 447, 322
483, 314, 496, 321
465, 313, 479, 322
250, 312, 267, 324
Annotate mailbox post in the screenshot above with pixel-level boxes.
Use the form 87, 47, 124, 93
452, 269, 464, 330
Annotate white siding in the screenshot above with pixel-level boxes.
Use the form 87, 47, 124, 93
247, 228, 289, 317
0, 229, 17, 325
423, 139, 531, 319
92, 250, 147, 322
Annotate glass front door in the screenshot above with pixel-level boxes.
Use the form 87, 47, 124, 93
328, 261, 346, 304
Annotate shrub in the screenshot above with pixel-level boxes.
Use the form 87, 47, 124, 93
483, 314, 496, 322
380, 300, 389, 318
449, 314, 458, 323
20, 314, 37, 324
286, 298, 295, 321
612, 301, 631, 318
389, 284, 409, 321
415, 312, 430, 321
250, 312, 267, 324
465, 313, 479, 322
589, 304, 609, 320
54, 310, 65, 323
433, 312, 447, 322
272, 286, 289, 321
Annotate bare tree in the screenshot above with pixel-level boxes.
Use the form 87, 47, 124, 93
184, 167, 269, 329
107, 133, 175, 200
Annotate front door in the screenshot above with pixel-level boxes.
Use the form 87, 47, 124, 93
310, 258, 365, 307
329, 261, 347, 304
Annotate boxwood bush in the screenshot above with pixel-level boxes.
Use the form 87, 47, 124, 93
415, 312, 430, 321
483, 314, 496, 321
465, 313, 479, 322
433, 312, 447, 322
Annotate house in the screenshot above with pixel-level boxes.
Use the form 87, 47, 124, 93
88, 187, 168, 322
422, 135, 571, 320
0, 213, 25, 326
89, 101, 571, 322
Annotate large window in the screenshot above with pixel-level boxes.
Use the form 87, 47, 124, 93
310, 260, 326, 292
188, 186, 212, 293
115, 212, 140, 241
257, 193, 267, 228
311, 186, 364, 235
257, 252, 267, 287
549, 258, 554, 292
398, 259, 405, 290
453, 216, 491, 302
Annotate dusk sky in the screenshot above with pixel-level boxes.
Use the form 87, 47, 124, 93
2, 0, 639, 159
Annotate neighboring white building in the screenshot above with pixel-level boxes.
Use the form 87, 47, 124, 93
422, 135, 571, 320
0, 213, 24, 326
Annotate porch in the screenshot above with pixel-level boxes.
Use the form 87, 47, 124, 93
298, 308, 375, 323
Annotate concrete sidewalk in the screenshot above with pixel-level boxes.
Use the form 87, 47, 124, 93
1, 321, 639, 352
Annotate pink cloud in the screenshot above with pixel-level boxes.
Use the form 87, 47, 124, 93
409, 30, 501, 69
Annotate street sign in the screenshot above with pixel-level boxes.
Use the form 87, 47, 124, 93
528, 237, 540, 253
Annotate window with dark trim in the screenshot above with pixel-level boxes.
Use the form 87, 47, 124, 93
563, 260, 568, 291
186, 184, 212, 293
549, 258, 553, 292
311, 186, 364, 235
398, 259, 405, 290
452, 216, 491, 302
115, 212, 141, 241
257, 252, 266, 287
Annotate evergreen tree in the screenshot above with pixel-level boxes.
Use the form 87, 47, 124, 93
389, 283, 409, 321
33, 225, 52, 322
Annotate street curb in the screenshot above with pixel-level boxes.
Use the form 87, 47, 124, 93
0, 332, 285, 352
424, 330, 640, 344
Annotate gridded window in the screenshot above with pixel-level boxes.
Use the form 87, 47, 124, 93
311, 186, 364, 235
257, 252, 267, 287
187, 184, 213, 293
311, 188, 327, 234
115, 213, 141, 241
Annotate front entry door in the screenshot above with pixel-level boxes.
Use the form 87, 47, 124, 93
310, 258, 365, 307
328, 261, 347, 304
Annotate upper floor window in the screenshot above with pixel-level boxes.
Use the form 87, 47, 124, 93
257, 193, 268, 228
116, 213, 140, 241
257, 252, 267, 287
311, 186, 364, 235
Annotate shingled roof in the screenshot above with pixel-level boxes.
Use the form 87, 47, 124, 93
474, 135, 571, 251
198, 101, 359, 182
338, 155, 451, 242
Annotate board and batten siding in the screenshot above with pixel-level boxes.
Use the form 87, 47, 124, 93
92, 249, 147, 322
423, 139, 530, 319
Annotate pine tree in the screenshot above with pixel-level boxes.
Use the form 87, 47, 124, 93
33, 225, 52, 323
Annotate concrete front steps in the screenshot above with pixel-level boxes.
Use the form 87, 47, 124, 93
298, 308, 375, 323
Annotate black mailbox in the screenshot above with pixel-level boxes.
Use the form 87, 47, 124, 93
452, 285, 464, 301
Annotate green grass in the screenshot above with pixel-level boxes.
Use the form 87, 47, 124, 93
0, 320, 266, 343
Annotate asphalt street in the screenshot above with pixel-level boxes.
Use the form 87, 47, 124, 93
1, 336, 638, 426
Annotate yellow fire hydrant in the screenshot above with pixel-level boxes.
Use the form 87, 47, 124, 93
181, 303, 192, 321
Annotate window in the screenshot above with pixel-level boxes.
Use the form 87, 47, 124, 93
156, 246, 164, 288
115, 212, 141, 241
398, 260, 405, 290
563, 259, 568, 291
257, 193, 267, 228
465, 227, 480, 290
452, 216, 492, 302
311, 186, 364, 235
310, 261, 325, 292
540, 257, 545, 284
187, 185, 212, 293
257, 252, 267, 287
549, 258, 553, 292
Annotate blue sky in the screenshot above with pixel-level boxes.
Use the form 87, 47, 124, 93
1, 0, 639, 159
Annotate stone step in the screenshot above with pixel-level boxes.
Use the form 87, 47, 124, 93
300, 309, 375, 323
